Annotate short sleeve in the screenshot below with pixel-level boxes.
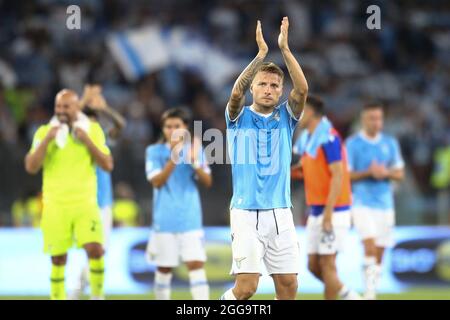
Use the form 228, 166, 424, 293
225, 105, 245, 129
322, 135, 342, 164
390, 138, 404, 169
345, 138, 355, 171
146, 146, 163, 181
30, 126, 48, 153
284, 101, 300, 132
89, 123, 110, 155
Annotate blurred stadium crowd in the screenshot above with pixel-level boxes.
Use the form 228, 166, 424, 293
0, 0, 449, 226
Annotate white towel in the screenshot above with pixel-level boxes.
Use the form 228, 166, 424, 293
49, 117, 69, 148
72, 112, 90, 138
49, 112, 90, 148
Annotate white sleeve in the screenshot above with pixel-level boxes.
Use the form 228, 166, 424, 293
286, 101, 302, 121
145, 147, 163, 181
225, 105, 245, 123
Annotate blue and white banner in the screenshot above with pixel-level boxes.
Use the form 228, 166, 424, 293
107, 25, 171, 81
0, 227, 449, 296
107, 25, 240, 89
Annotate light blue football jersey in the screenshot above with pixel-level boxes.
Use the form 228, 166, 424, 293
96, 167, 113, 208
346, 132, 404, 210
225, 101, 299, 210
145, 143, 210, 232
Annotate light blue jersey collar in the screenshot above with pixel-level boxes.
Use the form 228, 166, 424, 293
249, 105, 273, 118
359, 130, 382, 144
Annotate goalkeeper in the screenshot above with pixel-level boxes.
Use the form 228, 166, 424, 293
25, 89, 113, 300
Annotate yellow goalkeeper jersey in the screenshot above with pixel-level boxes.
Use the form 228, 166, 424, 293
30, 121, 110, 206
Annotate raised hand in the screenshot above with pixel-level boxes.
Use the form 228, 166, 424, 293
278, 16, 289, 51
80, 84, 103, 109
256, 20, 268, 57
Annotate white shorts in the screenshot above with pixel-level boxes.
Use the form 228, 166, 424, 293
229, 208, 300, 275
100, 206, 113, 249
352, 206, 395, 248
146, 229, 207, 267
306, 211, 351, 255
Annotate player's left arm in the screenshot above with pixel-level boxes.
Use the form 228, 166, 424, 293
278, 16, 308, 119
322, 136, 344, 232
386, 168, 404, 181
386, 138, 405, 181
75, 127, 113, 172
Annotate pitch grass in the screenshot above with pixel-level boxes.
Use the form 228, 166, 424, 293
2, 288, 450, 300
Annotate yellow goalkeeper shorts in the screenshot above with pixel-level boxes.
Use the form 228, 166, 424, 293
41, 200, 104, 256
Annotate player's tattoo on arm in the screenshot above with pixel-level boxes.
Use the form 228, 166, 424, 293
227, 20, 268, 120
227, 55, 265, 120
282, 48, 308, 119
99, 107, 127, 137
278, 16, 308, 119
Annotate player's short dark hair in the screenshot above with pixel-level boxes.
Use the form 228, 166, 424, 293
161, 107, 192, 126
306, 95, 325, 116
256, 62, 284, 80
362, 102, 384, 112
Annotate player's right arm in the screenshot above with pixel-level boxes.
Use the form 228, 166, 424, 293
149, 160, 177, 188
24, 126, 59, 174
227, 20, 268, 120
146, 142, 181, 189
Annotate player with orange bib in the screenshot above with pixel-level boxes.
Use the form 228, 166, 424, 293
292, 95, 361, 300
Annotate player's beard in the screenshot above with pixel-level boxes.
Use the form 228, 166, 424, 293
258, 97, 277, 110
